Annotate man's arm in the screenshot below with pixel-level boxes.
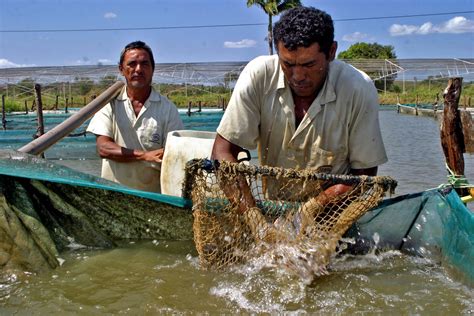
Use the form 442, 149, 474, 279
96, 135, 164, 164
211, 133, 242, 162
317, 167, 377, 204
211, 133, 256, 212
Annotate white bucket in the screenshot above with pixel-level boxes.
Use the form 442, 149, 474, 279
160, 130, 216, 197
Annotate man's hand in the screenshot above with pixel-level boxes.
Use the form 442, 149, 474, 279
96, 135, 164, 163
140, 148, 164, 163
212, 133, 257, 213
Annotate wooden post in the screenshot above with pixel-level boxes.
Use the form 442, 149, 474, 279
55, 95, 59, 110
432, 93, 439, 115
18, 81, 124, 156
415, 94, 418, 116
24, 100, 28, 114
34, 84, 45, 158
2, 95, 6, 130
440, 77, 467, 197
198, 101, 202, 112
65, 98, 69, 114
187, 101, 192, 117
34, 84, 45, 138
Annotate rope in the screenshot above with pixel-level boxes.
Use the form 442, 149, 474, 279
445, 163, 472, 189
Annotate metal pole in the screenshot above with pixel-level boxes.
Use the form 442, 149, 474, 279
18, 81, 124, 155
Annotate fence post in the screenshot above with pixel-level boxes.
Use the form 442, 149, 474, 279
2, 95, 6, 130
34, 84, 45, 138
440, 77, 467, 197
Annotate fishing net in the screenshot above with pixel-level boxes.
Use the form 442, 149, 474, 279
184, 159, 397, 278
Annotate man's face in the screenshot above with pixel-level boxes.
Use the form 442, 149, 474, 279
119, 48, 154, 89
277, 41, 336, 98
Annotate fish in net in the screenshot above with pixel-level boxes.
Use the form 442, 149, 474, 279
184, 159, 397, 280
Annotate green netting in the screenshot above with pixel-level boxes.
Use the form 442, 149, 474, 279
0, 149, 194, 274
347, 188, 474, 284
0, 150, 191, 208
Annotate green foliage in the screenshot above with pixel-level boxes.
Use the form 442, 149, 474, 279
74, 77, 94, 95
337, 42, 397, 59
246, 0, 301, 16
246, 0, 301, 54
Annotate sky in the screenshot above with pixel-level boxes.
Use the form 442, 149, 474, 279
0, 0, 473, 68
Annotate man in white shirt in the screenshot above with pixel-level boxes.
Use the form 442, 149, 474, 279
87, 41, 183, 193
212, 7, 387, 211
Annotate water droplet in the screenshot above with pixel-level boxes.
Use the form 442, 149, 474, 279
372, 232, 380, 245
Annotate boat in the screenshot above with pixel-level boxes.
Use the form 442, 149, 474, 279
346, 186, 474, 285
396, 103, 441, 118
0, 149, 472, 284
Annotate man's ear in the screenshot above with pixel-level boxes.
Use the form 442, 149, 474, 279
118, 64, 124, 75
328, 41, 337, 61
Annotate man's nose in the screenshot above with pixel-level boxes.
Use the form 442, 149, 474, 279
134, 63, 144, 72
292, 66, 306, 82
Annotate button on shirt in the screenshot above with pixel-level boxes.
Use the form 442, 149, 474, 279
217, 56, 387, 175
87, 86, 184, 192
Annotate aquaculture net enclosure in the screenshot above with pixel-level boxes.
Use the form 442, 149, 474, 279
185, 159, 397, 276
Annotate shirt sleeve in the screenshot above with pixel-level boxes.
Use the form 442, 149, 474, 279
348, 81, 388, 170
86, 102, 114, 138
216, 58, 264, 150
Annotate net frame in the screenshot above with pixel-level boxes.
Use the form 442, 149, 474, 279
184, 159, 398, 274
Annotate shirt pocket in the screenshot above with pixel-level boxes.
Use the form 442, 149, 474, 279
306, 146, 336, 170
139, 120, 162, 150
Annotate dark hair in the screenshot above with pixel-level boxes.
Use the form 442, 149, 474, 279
273, 6, 334, 57
119, 41, 155, 71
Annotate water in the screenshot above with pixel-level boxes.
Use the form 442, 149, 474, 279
0, 108, 473, 313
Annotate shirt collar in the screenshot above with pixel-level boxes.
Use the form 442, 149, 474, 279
116, 85, 161, 103
275, 58, 337, 105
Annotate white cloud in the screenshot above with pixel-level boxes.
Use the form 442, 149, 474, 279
438, 16, 474, 33
98, 59, 112, 64
104, 12, 117, 19
390, 16, 474, 36
0, 58, 35, 68
75, 58, 112, 66
224, 39, 257, 49
342, 32, 372, 42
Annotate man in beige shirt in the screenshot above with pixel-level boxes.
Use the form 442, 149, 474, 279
212, 7, 387, 209
87, 41, 183, 193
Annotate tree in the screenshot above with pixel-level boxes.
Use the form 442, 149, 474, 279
338, 42, 398, 91
337, 42, 396, 59
247, 0, 301, 55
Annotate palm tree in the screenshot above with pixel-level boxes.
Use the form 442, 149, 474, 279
247, 0, 301, 55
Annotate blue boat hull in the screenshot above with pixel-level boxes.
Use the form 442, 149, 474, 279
347, 188, 474, 284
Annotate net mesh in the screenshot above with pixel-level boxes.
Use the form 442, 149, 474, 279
184, 159, 397, 277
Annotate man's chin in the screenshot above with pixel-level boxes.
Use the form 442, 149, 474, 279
292, 87, 316, 98
128, 81, 149, 89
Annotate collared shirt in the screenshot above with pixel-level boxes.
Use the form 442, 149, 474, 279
87, 86, 184, 192
217, 55, 387, 175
